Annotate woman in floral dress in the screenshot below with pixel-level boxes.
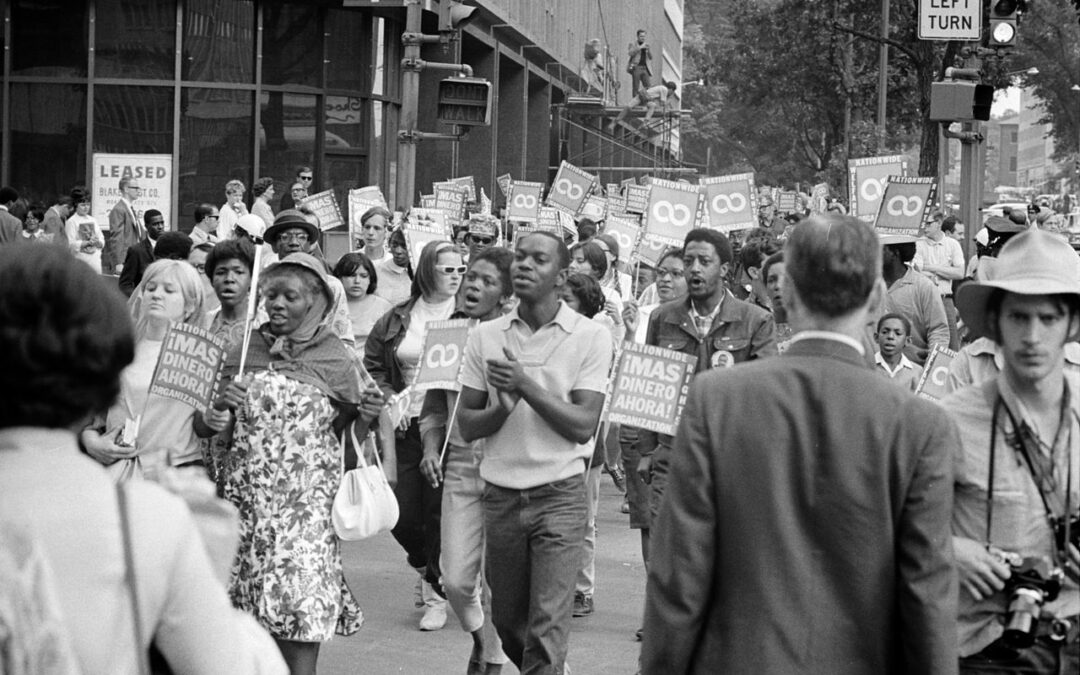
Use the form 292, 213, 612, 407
206, 252, 385, 675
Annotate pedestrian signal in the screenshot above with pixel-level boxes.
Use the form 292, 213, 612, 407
929, 81, 994, 122
437, 77, 492, 126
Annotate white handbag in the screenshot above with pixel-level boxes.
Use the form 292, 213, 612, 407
332, 426, 399, 541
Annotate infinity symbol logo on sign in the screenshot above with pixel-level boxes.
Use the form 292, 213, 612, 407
859, 178, 887, 203
886, 195, 923, 217
512, 193, 537, 209
652, 201, 693, 227
425, 343, 460, 369
608, 229, 634, 252
710, 193, 747, 215
930, 365, 948, 388
554, 178, 584, 201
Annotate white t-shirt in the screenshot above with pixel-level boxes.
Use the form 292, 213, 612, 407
397, 296, 455, 416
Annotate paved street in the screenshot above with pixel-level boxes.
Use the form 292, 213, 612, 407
322, 480, 645, 674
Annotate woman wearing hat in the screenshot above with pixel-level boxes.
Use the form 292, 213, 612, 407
207, 253, 385, 675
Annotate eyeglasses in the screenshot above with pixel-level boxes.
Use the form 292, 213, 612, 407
470, 236, 494, 245
299, 175, 313, 181
656, 268, 684, 279
279, 232, 310, 243
437, 265, 467, 275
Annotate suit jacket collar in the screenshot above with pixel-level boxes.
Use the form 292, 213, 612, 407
783, 335, 866, 368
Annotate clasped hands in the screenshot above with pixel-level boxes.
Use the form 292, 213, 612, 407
486, 346, 528, 412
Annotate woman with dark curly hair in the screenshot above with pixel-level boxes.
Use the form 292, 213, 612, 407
332, 251, 393, 354
0, 245, 286, 675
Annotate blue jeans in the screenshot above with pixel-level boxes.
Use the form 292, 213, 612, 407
483, 475, 588, 675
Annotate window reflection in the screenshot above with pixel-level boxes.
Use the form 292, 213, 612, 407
94, 86, 174, 154
9, 84, 88, 204
95, 1, 177, 79
327, 9, 366, 91
261, 2, 322, 87
183, 0, 255, 83
372, 17, 385, 97
326, 96, 363, 149
260, 92, 316, 192
11, 1, 88, 77
179, 88, 254, 233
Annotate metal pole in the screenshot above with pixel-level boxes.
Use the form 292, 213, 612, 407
876, 0, 889, 143
958, 122, 982, 261
396, 0, 423, 209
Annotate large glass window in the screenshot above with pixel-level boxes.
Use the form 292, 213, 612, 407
261, 2, 322, 87
9, 83, 87, 204
260, 91, 317, 191
326, 9, 367, 92
325, 155, 366, 229
178, 88, 254, 233
325, 95, 363, 149
11, 0, 88, 77
182, 0, 255, 83
95, 2, 177, 80
370, 17, 402, 100
94, 86, 174, 154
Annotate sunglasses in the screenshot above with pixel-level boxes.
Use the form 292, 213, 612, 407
470, 236, 494, 245
437, 265, 467, 275
299, 175, 313, 181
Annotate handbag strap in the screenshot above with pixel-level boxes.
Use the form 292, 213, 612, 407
116, 484, 151, 675
341, 424, 383, 473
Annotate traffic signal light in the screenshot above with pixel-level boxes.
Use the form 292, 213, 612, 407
929, 81, 994, 122
438, 1, 477, 33
988, 0, 1026, 48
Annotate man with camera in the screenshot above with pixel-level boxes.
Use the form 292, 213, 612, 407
943, 229, 1080, 673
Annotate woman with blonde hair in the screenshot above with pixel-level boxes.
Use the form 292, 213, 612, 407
81, 260, 208, 480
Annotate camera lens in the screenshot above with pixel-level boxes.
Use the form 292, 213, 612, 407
1002, 587, 1043, 648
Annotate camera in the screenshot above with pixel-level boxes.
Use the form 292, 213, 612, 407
993, 551, 1065, 649
1053, 514, 1079, 553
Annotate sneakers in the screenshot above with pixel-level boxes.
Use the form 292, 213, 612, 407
571, 592, 594, 618
604, 463, 627, 493
620, 496, 630, 514
419, 576, 448, 631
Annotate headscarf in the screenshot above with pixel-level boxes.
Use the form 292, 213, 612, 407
222, 253, 362, 407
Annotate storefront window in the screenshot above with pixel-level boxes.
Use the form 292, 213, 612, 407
178, 88, 254, 233
325, 95, 363, 150
182, 0, 255, 83
325, 155, 366, 228
9, 83, 87, 204
93, 86, 174, 154
95, 1, 177, 80
260, 2, 322, 87
326, 9, 366, 92
260, 91, 316, 192
11, 1, 88, 77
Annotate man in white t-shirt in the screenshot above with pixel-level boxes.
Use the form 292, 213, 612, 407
914, 211, 965, 349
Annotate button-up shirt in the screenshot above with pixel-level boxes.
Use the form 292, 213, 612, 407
915, 235, 964, 296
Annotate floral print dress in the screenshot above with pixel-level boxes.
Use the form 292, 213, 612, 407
224, 369, 363, 641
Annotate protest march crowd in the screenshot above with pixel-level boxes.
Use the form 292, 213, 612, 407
0, 155, 1078, 675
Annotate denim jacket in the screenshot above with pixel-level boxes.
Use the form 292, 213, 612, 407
363, 296, 419, 400
638, 292, 777, 457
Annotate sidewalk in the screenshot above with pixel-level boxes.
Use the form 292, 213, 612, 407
321, 481, 645, 674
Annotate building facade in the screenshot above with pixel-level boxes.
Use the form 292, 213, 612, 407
0, 0, 683, 232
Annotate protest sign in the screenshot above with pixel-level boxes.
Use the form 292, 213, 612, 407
848, 155, 908, 223
507, 181, 543, 223
606, 193, 627, 214
434, 182, 469, 230
644, 178, 701, 246
299, 190, 344, 231
777, 191, 799, 213
808, 182, 830, 213
535, 206, 563, 234
348, 185, 388, 250
416, 319, 473, 391
624, 184, 650, 215
579, 195, 607, 223
605, 183, 621, 197
448, 176, 476, 202
148, 324, 227, 414
496, 173, 513, 198
700, 173, 757, 232
634, 234, 671, 267
92, 153, 172, 229
875, 176, 936, 236
420, 194, 436, 209
605, 343, 697, 435
603, 215, 641, 261
914, 346, 956, 401
403, 209, 450, 267
546, 161, 595, 216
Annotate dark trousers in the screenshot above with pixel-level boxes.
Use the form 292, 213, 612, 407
631, 65, 651, 93
390, 420, 442, 584
960, 635, 1079, 674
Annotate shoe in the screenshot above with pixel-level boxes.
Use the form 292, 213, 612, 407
419, 579, 448, 631
571, 592, 594, 617
605, 463, 627, 493
620, 496, 630, 514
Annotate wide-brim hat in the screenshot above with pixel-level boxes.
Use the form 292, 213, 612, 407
955, 229, 1080, 340
878, 232, 918, 246
264, 209, 319, 245
235, 214, 267, 239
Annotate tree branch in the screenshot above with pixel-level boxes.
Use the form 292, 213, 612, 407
831, 21, 922, 65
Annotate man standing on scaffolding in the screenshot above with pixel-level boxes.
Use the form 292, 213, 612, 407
626, 28, 652, 92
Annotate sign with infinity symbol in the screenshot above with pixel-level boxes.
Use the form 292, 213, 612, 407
848, 155, 908, 222
546, 161, 596, 216
645, 178, 703, 246
579, 195, 607, 222
603, 215, 641, 262
699, 173, 757, 232
416, 319, 474, 391
507, 181, 544, 223
914, 345, 956, 401
634, 233, 672, 267
874, 176, 937, 236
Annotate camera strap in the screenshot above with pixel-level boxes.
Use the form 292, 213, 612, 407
987, 386, 1075, 565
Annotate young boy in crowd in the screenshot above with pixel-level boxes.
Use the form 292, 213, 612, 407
874, 313, 923, 392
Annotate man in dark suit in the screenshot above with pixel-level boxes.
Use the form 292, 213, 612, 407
641, 214, 959, 674
118, 210, 166, 296
0, 186, 22, 245
106, 176, 144, 274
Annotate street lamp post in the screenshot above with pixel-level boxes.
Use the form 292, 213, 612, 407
1073, 84, 1080, 195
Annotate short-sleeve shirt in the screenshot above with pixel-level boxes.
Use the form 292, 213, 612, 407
914, 236, 964, 296
460, 300, 613, 489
